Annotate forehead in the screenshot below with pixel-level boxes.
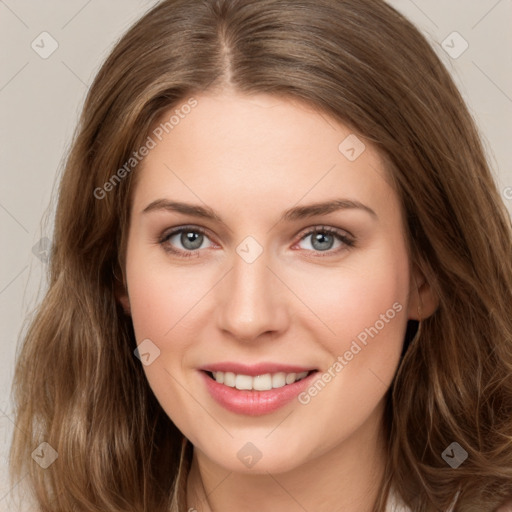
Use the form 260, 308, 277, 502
131, 91, 395, 221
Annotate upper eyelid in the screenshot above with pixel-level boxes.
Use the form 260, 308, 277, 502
160, 225, 212, 242
298, 225, 354, 239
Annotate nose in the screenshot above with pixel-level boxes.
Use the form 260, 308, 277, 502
215, 248, 289, 343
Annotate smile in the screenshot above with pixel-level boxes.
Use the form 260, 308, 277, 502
208, 370, 311, 390
199, 364, 319, 416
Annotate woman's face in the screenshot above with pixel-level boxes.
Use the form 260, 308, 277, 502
121, 89, 431, 474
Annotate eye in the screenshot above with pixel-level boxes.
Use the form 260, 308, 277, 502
158, 224, 355, 258
294, 226, 355, 256
158, 225, 214, 257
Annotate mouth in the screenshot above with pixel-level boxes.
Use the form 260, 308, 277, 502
199, 366, 320, 416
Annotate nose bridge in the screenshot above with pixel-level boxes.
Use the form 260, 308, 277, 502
216, 243, 286, 341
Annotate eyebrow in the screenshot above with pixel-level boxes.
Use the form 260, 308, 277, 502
141, 198, 377, 223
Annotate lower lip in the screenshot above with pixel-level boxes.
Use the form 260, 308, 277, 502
200, 370, 318, 416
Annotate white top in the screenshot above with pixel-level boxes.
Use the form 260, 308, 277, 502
386, 488, 459, 512
386, 489, 412, 512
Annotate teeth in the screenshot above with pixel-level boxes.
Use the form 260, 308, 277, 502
285, 373, 297, 385
211, 370, 309, 390
224, 372, 236, 387
235, 374, 253, 390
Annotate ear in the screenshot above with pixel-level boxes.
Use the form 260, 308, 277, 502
114, 272, 131, 316
407, 264, 438, 320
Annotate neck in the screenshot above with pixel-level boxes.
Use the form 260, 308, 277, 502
186, 401, 389, 512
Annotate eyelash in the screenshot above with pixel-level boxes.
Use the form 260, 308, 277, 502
157, 225, 355, 258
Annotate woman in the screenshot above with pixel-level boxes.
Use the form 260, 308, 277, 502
9, 0, 512, 510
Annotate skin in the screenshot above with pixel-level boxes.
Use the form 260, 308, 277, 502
118, 89, 438, 512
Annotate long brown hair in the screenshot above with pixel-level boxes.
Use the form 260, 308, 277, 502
9, 0, 512, 510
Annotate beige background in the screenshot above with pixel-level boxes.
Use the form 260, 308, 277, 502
0, 1, 511, 509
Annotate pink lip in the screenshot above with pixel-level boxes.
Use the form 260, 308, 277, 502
199, 369, 318, 416
199, 361, 316, 376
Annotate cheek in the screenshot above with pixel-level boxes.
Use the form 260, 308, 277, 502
125, 245, 209, 342
124, 249, 209, 430
295, 260, 409, 440
126, 274, 170, 342
288, 247, 410, 351
299, 248, 410, 413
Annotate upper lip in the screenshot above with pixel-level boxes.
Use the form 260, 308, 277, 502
199, 362, 317, 376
